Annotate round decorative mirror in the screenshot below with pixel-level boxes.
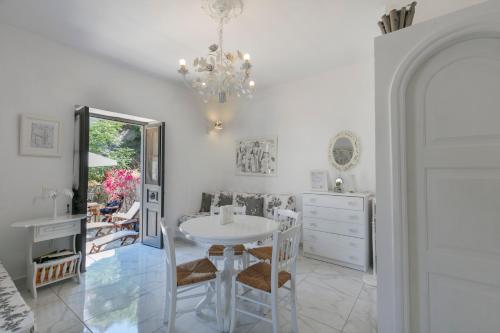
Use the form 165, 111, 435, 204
328, 131, 360, 171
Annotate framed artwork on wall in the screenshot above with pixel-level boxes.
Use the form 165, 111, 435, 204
235, 137, 277, 176
310, 170, 329, 191
19, 114, 62, 157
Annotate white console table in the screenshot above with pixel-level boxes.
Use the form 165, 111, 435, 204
11, 214, 86, 298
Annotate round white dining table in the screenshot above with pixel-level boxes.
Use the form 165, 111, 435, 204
180, 215, 279, 332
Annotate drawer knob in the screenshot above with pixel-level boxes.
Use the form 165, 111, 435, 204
349, 256, 357, 260
310, 223, 318, 227
349, 242, 357, 247
348, 202, 356, 206
348, 228, 358, 233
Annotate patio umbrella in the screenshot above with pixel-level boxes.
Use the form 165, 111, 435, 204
88, 152, 117, 168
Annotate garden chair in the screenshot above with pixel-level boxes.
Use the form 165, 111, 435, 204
86, 222, 115, 237
88, 230, 139, 253
109, 201, 140, 231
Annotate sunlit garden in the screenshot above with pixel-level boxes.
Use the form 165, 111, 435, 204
86, 118, 142, 253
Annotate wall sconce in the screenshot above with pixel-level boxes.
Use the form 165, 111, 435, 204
214, 120, 223, 131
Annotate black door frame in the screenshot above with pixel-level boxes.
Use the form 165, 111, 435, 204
73, 106, 164, 270
73, 106, 90, 272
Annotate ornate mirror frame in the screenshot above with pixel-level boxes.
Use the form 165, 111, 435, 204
328, 130, 360, 171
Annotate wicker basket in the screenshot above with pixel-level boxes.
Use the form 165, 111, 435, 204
34, 253, 80, 286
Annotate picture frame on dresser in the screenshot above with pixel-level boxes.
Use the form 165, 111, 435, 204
310, 170, 329, 191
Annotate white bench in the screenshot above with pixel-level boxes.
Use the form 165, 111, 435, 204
0, 262, 35, 333
88, 230, 139, 254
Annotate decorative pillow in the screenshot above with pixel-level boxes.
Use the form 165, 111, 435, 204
263, 194, 296, 219
177, 212, 210, 226
234, 193, 264, 216
233, 192, 258, 206
213, 191, 233, 207
244, 197, 264, 216
199, 192, 213, 213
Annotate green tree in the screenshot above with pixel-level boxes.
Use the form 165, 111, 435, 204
89, 120, 123, 155
109, 147, 137, 169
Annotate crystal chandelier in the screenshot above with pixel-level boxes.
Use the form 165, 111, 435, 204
178, 0, 255, 103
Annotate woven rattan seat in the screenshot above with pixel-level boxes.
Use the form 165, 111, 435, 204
236, 262, 291, 293
176, 258, 217, 286
208, 244, 246, 257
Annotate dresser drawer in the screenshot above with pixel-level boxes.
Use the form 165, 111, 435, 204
303, 229, 366, 252
303, 194, 364, 211
304, 241, 365, 266
303, 232, 365, 266
34, 220, 81, 242
303, 205, 365, 224
303, 217, 366, 238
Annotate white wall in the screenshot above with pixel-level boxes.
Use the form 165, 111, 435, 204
375, 1, 500, 332
214, 60, 376, 198
385, 0, 487, 23
0, 23, 225, 279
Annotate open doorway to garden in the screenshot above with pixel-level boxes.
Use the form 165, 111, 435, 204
86, 117, 142, 254
73, 106, 164, 270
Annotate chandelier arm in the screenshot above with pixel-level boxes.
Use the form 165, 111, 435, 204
218, 19, 224, 66
180, 74, 194, 90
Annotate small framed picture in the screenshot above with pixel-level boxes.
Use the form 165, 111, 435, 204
20, 114, 62, 157
310, 170, 329, 191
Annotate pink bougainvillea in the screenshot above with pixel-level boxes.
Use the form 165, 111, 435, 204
103, 169, 140, 197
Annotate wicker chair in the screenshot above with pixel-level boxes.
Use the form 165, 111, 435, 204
247, 209, 301, 262
160, 221, 222, 333
207, 206, 249, 269
230, 225, 302, 333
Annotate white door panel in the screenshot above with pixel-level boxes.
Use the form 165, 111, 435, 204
407, 37, 500, 333
142, 122, 165, 248
429, 273, 500, 333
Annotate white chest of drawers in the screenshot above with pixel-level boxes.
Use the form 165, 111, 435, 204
302, 192, 372, 272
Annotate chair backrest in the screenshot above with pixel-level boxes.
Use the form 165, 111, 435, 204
160, 220, 177, 291
210, 205, 246, 216
273, 209, 301, 231
271, 225, 302, 285
123, 201, 140, 218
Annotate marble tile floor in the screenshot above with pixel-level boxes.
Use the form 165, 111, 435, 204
15, 241, 377, 333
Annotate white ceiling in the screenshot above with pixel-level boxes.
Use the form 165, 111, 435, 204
0, 0, 385, 88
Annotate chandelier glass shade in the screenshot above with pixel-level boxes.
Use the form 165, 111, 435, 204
178, 0, 255, 103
